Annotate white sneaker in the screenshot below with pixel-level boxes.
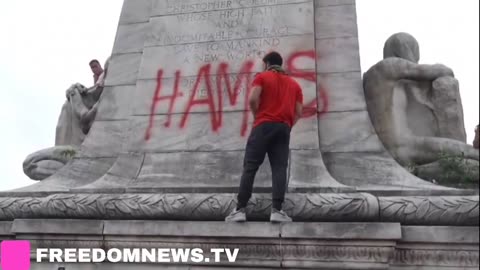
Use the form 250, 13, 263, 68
225, 208, 246, 222
270, 209, 292, 223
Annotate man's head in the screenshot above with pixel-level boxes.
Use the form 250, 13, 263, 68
89, 59, 103, 76
262, 51, 283, 70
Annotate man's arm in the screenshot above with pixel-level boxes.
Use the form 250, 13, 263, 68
249, 86, 262, 118
293, 102, 303, 126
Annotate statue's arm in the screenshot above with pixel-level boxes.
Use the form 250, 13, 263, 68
86, 85, 104, 100
382, 58, 454, 82
80, 102, 100, 134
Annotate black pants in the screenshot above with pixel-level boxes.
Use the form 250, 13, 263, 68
237, 122, 291, 211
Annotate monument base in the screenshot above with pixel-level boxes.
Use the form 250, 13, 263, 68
0, 193, 478, 226
1, 220, 478, 270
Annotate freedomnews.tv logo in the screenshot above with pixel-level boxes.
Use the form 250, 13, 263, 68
1, 240, 240, 268
1, 241, 31, 270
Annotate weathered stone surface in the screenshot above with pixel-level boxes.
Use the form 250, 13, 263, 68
393, 226, 480, 269
127, 113, 253, 152
104, 220, 281, 238
146, 2, 314, 47
127, 111, 318, 152
316, 36, 361, 73
3, 219, 478, 269
129, 151, 273, 192
288, 150, 351, 192
322, 152, 454, 193
78, 120, 129, 158
22, 146, 78, 181
112, 22, 150, 54
151, 0, 308, 16
315, 3, 358, 39
119, 0, 151, 25
0, 194, 462, 227
431, 76, 467, 142
104, 53, 142, 86
401, 226, 479, 244
319, 111, 384, 153
315, 0, 355, 7
0, 221, 13, 237
139, 35, 315, 79
318, 72, 366, 112
72, 153, 145, 193
0, 193, 381, 222
55, 84, 89, 146
379, 196, 479, 226
95, 85, 135, 120
3, 158, 115, 194
19, 221, 478, 270
281, 222, 401, 240
12, 219, 104, 235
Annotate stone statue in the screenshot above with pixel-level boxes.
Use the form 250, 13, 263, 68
474, 125, 479, 150
23, 58, 110, 181
363, 33, 479, 182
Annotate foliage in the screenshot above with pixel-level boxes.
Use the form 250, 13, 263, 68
409, 152, 479, 189
60, 149, 77, 159
437, 152, 478, 186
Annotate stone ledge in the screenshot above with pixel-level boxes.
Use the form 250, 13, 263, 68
5, 220, 478, 269
104, 221, 282, 238
13, 219, 104, 235
0, 193, 477, 226
281, 222, 401, 240
401, 226, 479, 244
9, 220, 402, 241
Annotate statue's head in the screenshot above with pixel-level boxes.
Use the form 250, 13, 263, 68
383, 33, 420, 63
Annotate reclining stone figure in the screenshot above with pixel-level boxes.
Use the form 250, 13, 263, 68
23, 59, 109, 180
363, 33, 479, 182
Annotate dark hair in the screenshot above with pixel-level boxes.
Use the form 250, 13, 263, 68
262, 51, 283, 67
89, 59, 100, 66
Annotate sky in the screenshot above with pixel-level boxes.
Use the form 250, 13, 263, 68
0, 0, 478, 191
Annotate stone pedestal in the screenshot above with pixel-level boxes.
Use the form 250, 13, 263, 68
1, 220, 477, 270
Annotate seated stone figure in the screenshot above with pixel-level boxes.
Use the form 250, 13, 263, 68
23, 59, 110, 180
474, 125, 479, 150
363, 33, 479, 182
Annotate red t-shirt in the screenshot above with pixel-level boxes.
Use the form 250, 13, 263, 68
252, 70, 303, 128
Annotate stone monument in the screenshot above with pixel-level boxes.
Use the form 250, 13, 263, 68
22, 60, 110, 181
0, 1, 478, 269
363, 32, 479, 185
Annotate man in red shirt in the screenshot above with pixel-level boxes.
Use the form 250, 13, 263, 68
226, 52, 303, 223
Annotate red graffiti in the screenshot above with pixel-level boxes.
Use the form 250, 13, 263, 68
287, 50, 329, 117
144, 50, 329, 141
180, 64, 218, 132
216, 60, 255, 136
144, 70, 184, 141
